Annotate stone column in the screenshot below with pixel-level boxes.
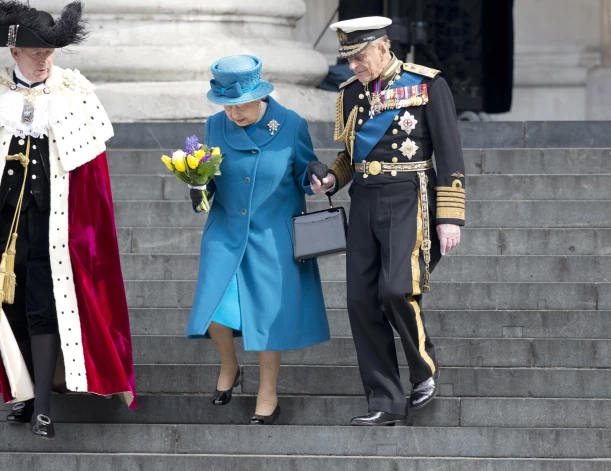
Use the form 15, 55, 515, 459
9, 0, 335, 121
587, 0, 611, 119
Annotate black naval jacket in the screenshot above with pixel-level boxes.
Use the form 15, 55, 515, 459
0, 135, 51, 213
329, 55, 466, 226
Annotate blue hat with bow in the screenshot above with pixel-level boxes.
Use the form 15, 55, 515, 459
207, 55, 274, 106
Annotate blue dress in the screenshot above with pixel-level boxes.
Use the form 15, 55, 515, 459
187, 97, 330, 351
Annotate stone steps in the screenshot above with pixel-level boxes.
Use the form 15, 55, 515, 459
119, 253, 611, 282
134, 364, 611, 398
124, 280, 610, 310
128, 308, 611, 339
112, 200, 611, 228
129, 335, 611, 368
1, 454, 609, 471
13, 122, 611, 466
1, 423, 610, 458
110, 173, 611, 201
2, 395, 611, 429
116, 227, 611, 256
107, 148, 611, 176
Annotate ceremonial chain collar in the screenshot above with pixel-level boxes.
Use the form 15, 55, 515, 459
0, 77, 58, 97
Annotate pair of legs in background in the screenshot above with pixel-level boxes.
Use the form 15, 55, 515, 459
1, 204, 60, 438
347, 181, 441, 425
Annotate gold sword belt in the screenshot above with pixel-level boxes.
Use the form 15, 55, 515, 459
354, 159, 433, 176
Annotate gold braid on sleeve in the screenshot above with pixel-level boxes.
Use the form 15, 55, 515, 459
333, 89, 358, 163
330, 152, 354, 190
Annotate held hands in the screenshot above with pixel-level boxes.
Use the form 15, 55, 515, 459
307, 161, 336, 194
437, 224, 461, 256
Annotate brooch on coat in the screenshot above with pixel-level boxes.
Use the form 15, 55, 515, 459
268, 120, 280, 135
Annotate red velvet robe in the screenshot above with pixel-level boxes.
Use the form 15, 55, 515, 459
0, 151, 137, 408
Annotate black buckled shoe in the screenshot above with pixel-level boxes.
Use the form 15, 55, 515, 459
350, 411, 406, 426
249, 405, 281, 425
31, 414, 55, 440
410, 369, 440, 409
6, 401, 34, 424
212, 368, 240, 406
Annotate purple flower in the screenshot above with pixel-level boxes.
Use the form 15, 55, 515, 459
184, 135, 201, 154
199, 153, 211, 162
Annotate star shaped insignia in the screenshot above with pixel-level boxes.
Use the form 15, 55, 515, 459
398, 112, 417, 135
400, 138, 419, 160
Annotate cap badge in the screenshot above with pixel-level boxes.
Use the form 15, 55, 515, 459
336, 28, 349, 43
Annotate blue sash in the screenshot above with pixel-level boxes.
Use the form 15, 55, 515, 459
353, 72, 424, 163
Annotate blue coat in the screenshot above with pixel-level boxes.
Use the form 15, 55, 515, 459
186, 97, 330, 351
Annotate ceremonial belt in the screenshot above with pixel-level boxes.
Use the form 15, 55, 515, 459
354, 159, 433, 176
355, 158, 434, 292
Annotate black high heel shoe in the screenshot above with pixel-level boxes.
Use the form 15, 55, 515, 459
31, 414, 55, 440
249, 404, 281, 425
6, 401, 33, 424
212, 367, 240, 406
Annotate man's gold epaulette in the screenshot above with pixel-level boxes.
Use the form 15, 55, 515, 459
403, 63, 441, 79
339, 75, 359, 89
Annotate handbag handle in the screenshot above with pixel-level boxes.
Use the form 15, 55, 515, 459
302, 193, 335, 215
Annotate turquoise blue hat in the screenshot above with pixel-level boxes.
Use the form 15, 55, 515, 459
207, 55, 274, 106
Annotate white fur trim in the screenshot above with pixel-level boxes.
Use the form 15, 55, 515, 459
47, 130, 88, 393
0, 66, 113, 171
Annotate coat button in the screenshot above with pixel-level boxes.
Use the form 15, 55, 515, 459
32, 145, 37, 150
392, 129, 398, 135
7, 169, 13, 176
32, 159, 37, 165
392, 157, 399, 163
359, 107, 364, 113
358, 119, 363, 125
241, 209, 247, 215
18, 139, 24, 146
244, 177, 251, 184
359, 94, 364, 99
392, 144, 398, 150
251, 150, 257, 154
32, 175, 37, 180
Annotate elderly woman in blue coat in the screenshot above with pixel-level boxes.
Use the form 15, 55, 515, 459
186, 55, 330, 425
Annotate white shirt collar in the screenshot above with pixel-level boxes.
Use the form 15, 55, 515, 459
14, 64, 45, 88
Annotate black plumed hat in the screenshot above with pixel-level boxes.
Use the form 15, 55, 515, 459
0, 1, 88, 49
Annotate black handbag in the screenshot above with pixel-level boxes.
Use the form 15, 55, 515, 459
292, 195, 348, 261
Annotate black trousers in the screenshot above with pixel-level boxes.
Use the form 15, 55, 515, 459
0, 204, 59, 340
346, 181, 441, 415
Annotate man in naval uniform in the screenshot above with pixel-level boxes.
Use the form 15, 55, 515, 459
0, 1, 136, 439
308, 17, 466, 426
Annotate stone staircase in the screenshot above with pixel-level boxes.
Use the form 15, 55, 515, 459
0, 121, 610, 470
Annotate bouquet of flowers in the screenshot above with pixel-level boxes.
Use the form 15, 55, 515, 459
161, 136, 223, 212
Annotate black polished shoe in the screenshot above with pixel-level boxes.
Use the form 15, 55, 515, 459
350, 411, 406, 426
6, 401, 33, 424
212, 368, 240, 406
249, 405, 281, 425
31, 414, 55, 440
410, 369, 440, 409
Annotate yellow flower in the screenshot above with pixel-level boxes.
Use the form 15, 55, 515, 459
161, 155, 174, 171
194, 149, 205, 160
187, 154, 199, 170
211, 147, 221, 157
174, 158, 186, 173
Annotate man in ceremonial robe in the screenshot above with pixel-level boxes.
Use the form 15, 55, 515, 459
0, 1, 136, 439
308, 16, 466, 426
